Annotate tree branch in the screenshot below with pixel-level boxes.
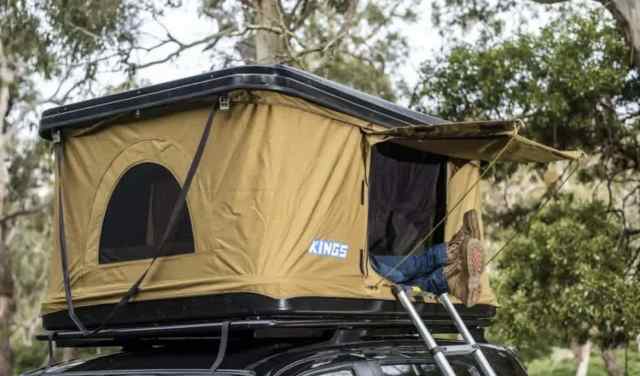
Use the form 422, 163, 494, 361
130, 26, 241, 71
529, 0, 571, 3
65, 20, 100, 40
624, 228, 640, 237
293, 0, 358, 65
0, 202, 51, 225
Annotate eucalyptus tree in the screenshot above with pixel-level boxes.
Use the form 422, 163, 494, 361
3, 1, 420, 374
0, 1, 168, 373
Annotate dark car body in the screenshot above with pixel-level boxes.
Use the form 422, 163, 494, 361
24, 332, 527, 376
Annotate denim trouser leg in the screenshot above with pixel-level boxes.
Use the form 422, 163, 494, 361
406, 267, 449, 295
371, 243, 448, 284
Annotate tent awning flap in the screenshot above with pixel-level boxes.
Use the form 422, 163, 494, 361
369, 120, 583, 163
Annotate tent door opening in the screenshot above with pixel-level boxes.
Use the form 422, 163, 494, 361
367, 141, 447, 258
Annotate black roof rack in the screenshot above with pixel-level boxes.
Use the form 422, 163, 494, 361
38, 317, 490, 348
39, 64, 444, 139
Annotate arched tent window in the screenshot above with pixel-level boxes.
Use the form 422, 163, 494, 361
99, 163, 195, 264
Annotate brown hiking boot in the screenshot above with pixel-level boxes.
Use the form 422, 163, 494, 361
445, 210, 485, 307
448, 209, 482, 247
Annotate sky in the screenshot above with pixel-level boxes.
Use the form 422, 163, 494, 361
123, 1, 548, 87
125, 2, 436, 90
34, 1, 566, 118
38, 2, 440, 107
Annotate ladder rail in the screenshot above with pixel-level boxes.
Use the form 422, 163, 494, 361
438, 294, 497, 376
393, 287, 456, 376
393, 287, 499, 376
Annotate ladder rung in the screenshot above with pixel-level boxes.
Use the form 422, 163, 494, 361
439, 344, 477, 357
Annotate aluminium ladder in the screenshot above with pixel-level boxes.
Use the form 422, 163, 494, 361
393, 286, 498, 376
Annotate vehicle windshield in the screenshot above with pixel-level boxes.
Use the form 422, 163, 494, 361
380, 363, 481, 376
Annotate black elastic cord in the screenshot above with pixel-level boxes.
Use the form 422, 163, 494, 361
90, 105, 217, 334
210, 321, 230, 373
55, 139, 88, 334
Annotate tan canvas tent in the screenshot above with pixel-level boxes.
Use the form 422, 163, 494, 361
39, 65, 579, 331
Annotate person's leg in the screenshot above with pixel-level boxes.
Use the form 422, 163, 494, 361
406, 266, 448, 296
443, 210, 485, 306
372, 242, 448, 284
406, 257, 481, 308
373, 209, 486, 306
402, 239, 482, 306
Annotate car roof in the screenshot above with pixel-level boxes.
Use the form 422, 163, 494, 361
25, 338, 526, 376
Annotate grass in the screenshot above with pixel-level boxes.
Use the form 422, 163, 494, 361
526, 347, 640, 376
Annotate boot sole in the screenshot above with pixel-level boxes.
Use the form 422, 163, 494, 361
465, 238, 484, 307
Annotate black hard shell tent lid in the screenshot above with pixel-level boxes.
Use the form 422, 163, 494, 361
40, 65, 446, 138
40, 65, 580, 334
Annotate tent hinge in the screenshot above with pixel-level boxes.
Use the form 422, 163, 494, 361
219, 95, 230, 111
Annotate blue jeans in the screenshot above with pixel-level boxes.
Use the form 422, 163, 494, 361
372, 243, 449, 295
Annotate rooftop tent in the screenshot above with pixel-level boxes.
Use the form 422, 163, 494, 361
39, 65, 579, 331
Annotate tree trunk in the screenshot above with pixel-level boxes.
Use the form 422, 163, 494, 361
598, 0, 640, 67
254, 0, 286, 64
601, 348, 623, 376
0, 40, 14, 376
570, 340, 591, 376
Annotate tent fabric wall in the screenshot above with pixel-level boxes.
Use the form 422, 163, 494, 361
45, 91, 502, 314
445, 160, 495, 305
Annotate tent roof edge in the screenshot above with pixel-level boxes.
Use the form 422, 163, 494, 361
39, 64, 445, 140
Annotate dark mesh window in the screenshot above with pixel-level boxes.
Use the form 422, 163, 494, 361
367, 142, 446, 256
99, 163, 195, 264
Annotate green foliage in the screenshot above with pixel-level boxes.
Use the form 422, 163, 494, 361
527, 347, 640, 376
415, 9, 637, 154
490, 196, 640, 357
0, 2, 173, 375
415, 9, 640, 361
3, 1, 419, 373
12, 341, 48, 376
43, 0, 139, 59
1, 0, 169, 103
12, 342, 116, 376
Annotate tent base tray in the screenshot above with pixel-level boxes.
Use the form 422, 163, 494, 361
42, 293, 495, 331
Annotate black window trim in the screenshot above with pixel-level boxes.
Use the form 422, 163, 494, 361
296, 360, 380, 376
376, 358, 482, 376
